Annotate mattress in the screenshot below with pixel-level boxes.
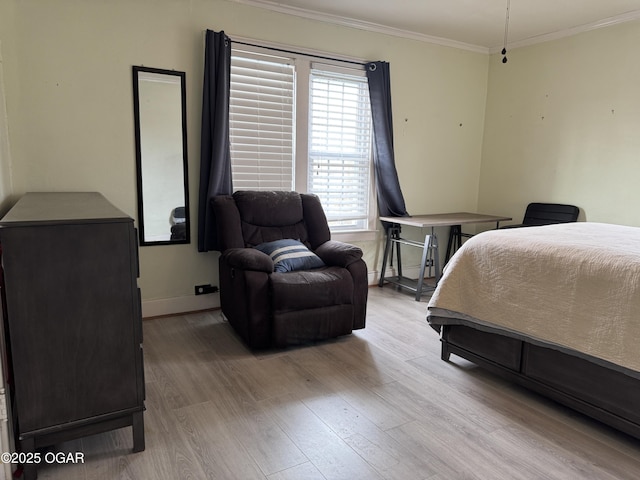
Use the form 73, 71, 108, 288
427, 222, 640, 374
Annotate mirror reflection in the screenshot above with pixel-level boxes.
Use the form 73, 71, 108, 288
133, 66, 190, 245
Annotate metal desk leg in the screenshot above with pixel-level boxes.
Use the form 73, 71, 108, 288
395, 229, 403, 279
379, 225, 398, 287
415, 232, 439, 301
433, 234, 441, 284
445, 225, 461, 263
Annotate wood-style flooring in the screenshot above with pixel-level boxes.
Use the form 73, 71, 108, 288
37, 286, 640, 479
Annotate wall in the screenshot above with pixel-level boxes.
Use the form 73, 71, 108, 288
0, 47, 13, 217
0, 0, 15, 218
479, 20, 640, 227
0, 0, 489, 314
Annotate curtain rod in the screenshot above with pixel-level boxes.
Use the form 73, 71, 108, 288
231, 39, 367, 67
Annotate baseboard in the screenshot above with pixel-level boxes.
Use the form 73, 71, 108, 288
142, 265, 427, 318
142, 294, 220, 319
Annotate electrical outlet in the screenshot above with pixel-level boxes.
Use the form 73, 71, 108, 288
195, 284, 218, 295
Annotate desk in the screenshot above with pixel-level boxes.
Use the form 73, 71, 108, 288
379, 212, 511, 300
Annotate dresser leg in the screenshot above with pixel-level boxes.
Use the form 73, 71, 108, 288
20, 437, 37, 480
132, 411, 145, 453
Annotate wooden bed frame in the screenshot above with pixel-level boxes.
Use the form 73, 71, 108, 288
440, 324, 640, 440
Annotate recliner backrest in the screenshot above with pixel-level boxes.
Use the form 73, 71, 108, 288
235, 191, 308, 247
522, 203, 580, 226
212, 191, 331, 251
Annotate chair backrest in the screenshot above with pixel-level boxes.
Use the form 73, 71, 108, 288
212, 191, 331, 251
522, 203, 579, 226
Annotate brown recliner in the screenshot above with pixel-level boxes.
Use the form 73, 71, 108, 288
212, 191, 368, 349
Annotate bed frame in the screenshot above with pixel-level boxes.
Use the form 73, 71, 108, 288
440, 324, 640, 440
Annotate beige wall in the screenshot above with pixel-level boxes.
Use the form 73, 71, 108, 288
0, 0, 16, 216
0, 45, 13, 216
479, 20, 640, 228
0, 0, 489, 313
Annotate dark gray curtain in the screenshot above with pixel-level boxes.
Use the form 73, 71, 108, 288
366, 61, 409, 223
198, 29, 232, 252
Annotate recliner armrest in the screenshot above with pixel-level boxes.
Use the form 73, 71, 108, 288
222, 248, 274, 273
314, 240, 363, 268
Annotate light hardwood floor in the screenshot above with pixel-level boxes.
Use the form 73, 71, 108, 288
37, 286, 640, 479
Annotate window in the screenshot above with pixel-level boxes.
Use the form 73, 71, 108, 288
229, 51, 295, 191
308, 67, 372, 231
229, 43, 374, 234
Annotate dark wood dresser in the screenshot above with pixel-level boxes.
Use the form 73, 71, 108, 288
0, 192, 145, 479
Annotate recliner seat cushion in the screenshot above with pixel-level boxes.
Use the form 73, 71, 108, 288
270, 267, 353, 312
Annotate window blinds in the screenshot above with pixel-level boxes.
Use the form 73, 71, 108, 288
229, 51, 295, 191
308, 69, 372, 230
229, 46, 373, 232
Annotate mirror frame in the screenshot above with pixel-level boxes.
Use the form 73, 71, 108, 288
132, 65, 190, 246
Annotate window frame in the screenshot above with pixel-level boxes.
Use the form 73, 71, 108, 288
307, 64, 374, 233
229, 38, 377, 241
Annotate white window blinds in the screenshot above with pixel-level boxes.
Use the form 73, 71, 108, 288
229, 43, 374, 234
229, 50, 295, 191
308, 67, 372, 231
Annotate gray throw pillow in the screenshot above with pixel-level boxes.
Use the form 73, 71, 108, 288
254, 239, 325, 273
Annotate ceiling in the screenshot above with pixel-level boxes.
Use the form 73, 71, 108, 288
232, 0, 640, 52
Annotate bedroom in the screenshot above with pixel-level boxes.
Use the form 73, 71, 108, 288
3, 0, 640, 310
0, 0, 639, 478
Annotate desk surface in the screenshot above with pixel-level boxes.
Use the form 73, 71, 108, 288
379, 212, 511, 228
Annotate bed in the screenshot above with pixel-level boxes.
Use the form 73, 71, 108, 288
426, 222, 640, 439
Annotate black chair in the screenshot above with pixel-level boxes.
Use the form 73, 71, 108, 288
503, 202, 579, 228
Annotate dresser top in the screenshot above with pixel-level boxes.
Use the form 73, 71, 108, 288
0, 192, 131, 227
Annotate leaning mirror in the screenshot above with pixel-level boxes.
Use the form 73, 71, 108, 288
132, 66, 190, 245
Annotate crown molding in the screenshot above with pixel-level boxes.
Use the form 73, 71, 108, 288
490, 9, 640, 53
231, 1, 640, 55
229, 0, 489, 54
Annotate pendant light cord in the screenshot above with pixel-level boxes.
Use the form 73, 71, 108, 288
502, 0, 511, 63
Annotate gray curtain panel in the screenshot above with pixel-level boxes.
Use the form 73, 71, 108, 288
198, 29, 232, 252
366, 61, 409, 225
